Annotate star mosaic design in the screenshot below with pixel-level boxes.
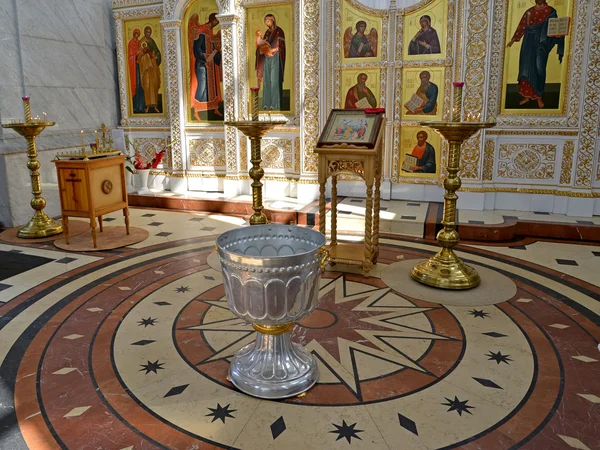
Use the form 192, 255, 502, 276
137, 317, 158, 327
469, 309, 490, 319
329, 420, 364, 443
175, 286, 191, 293
139, 360, 165, 375
442, 396, 475, 416
487, 350, 512, 365
205, 403, 236, 423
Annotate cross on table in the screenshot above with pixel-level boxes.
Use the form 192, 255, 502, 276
65, 170, 81, 202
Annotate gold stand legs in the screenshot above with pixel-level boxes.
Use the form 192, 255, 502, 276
18, 135, 63, 238
248, 138, 268, 225
411, 139, 479, 289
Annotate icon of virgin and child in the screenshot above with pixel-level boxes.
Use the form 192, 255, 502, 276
188, 12, 223, 121
255, 14, 286, 111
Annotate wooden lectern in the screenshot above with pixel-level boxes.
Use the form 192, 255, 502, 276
53, 154, 130, 248
315, 109, 385, 275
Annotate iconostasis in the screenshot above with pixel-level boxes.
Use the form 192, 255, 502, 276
111, 0, 599, 214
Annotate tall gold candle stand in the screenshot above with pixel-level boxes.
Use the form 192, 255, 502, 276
411, 82, 495, 289
2, 97, 63, 238
225, 88, 286, 225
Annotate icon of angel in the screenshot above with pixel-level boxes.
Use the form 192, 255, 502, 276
344, 20, 378, 58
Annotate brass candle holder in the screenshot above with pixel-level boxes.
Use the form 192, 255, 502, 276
2, 97, 63, 238
225, 88, 286, 225
411, 120, 495, 289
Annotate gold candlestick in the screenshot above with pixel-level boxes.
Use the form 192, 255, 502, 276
225, 119, 286, 225
452, 82, 464, 122
23, 96, 31, 122
2, 98, 62, 238
250, 87, 260, 121
411, 120, 495, 289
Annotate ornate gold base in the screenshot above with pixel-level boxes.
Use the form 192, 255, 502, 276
410, 249, 480, 290
253, 323, 294, 335
249, 213, 268, 225
17, 211, 63, 239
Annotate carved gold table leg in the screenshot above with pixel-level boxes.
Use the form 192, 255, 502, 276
319, 182, 326, 235
363, 183, 373, 275
331, 175, 337, 246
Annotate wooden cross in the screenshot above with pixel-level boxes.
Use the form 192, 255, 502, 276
65, 170, 81, 202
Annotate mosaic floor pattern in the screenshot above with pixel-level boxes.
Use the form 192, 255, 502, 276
0, 209, 599, 449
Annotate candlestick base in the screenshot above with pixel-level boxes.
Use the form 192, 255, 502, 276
411, 248, 480, 289
17, 211, 63, 239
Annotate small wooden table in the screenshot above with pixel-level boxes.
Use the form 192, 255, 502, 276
53, 155, 129, 248
315, 128, 383, 275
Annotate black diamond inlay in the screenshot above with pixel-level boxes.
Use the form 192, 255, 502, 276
131, 339, 156, 346
442, 396, 475, 416
189, 217, 204, 222
156, 232, 172, 237
468, 220, 485, 224
103, 217, 116, 222
473, 377, 503, 389
593, 251, 600, 257
533, 211, 551, 215
148, 222, 163, 226
270, 416, 286, 439
0, 283, 12, 292
398, 413, 418, 436
350, 199, 363, 203
482, 332, 507, 338
202, 226, 216, 231
508, 245, 527, 250
164, 384, 189, 398
576, 220, 594, 225
154, 301, 172, 306
9, 249, 22, 253
407, 202, 421, 206
55, 257, 77, 264
502, 215, 519, 220
142, 213, 156, 217
556, 259, 578, 266
204, 275, 215, 280
401, 215, 417, 220
380, 207, 388, 211
338, 211, 353, 215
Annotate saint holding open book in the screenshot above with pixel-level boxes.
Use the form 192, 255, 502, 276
404, 71, 438, 115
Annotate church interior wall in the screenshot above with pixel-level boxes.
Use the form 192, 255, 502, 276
0, 0, 120, 227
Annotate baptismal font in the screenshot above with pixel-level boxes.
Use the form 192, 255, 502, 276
411, 82, 496, 289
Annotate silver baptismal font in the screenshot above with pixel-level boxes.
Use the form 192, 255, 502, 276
217, 224, 327, 399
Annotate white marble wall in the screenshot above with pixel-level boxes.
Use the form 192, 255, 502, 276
0, 0, 120, 227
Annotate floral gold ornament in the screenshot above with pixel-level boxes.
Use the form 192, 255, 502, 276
2, 97, 63, 238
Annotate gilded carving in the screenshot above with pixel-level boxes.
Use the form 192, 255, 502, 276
328, 160, 365, 178
560, 141, 575, 185
482, 139, 495, 181
261, 139, 293, 170
189, 139, 226, 167
497, 144, 556, 180
132, 137, 171, 168
302, 0, 320, 173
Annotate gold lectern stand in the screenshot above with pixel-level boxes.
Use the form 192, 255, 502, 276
411, 83, 496, 289
316, 109, 385, 276
2, 97, 63, 238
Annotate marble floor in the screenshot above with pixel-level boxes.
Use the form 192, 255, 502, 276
0, 207, 599, 449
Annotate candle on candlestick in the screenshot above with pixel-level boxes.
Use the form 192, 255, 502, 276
250, 87, 260, 121
80, 130, 85, 151
43, 112, 47, 122
95, 131, 100, 152
452, 82, 465, 122
22, 96, 31, 122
